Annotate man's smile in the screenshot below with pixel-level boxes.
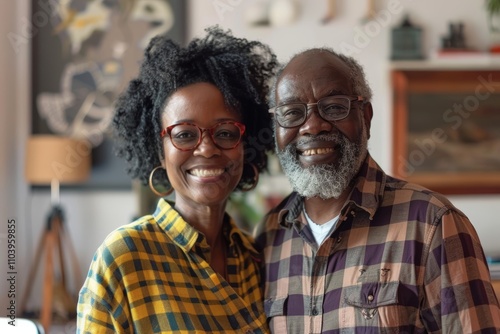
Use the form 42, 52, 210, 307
301, 147, 335, 156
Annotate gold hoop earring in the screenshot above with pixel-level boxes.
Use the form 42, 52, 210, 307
148, 166, 174, 197
240, 163, 259, 192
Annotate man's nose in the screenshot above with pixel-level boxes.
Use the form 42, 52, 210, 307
299, 106, 333, 136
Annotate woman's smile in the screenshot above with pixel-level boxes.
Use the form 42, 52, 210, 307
188, 168, 225, 177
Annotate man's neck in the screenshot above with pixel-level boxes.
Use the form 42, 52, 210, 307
303, 187, 351, 225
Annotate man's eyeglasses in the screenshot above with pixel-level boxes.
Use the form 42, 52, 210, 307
269, 95, 364, 128
160, 121, 246, 151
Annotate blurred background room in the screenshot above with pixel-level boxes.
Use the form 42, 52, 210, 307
1, 0, 500, 332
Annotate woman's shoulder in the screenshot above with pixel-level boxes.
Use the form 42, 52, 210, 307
106, 214, 156, 242
93, 214, 167, 262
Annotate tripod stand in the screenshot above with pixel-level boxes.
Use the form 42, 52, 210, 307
20, 205, 82, 333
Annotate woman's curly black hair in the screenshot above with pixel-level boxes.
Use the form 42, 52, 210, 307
112, 26, 279, 191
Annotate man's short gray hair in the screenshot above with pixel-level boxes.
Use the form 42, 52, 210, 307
269, 48, 373, 108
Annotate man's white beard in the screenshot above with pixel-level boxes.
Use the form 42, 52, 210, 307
276, 125, 368, 200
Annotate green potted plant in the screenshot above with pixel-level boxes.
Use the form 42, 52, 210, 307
486, 0, 500, 52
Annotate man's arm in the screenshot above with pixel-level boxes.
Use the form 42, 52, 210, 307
422, 209, 500, 332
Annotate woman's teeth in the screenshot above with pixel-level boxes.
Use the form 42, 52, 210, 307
302, 148, 334, 156
190, 169, 225, 177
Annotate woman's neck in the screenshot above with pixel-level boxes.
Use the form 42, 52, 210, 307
174, 198, 227, 247
174, 198, 228, 279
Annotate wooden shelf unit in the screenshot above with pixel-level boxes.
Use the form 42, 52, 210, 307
391, 66, 500, 195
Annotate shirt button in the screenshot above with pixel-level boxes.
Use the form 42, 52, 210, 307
367, 294, 374, 302
312, 308, 318, 316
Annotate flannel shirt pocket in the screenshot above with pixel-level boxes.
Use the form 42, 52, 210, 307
342, 281, 401, 332
345, 281, 399, 309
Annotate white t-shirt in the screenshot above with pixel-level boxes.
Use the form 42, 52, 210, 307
304, 209, 340, 247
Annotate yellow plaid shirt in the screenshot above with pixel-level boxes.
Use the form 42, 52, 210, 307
77, 199, 268, 333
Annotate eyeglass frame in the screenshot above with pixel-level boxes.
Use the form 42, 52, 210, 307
160, 121, 246, 151
269, 94, 364, 128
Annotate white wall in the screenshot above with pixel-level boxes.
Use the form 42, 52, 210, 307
0, 0, 31, 317
186, 0, 500, 258
1, 0, 500, 311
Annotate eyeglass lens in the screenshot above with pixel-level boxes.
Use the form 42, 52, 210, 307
169, 122, 243, 150
275, 96, 353, 128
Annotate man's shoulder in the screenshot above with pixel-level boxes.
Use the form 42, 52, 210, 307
355, 155, 461, 220
383, 174, 462, 217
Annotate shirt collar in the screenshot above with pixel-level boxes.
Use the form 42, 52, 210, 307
153, 198, 259, 255
153, 199, 198, 251
277, 153, 386, 227
347, 153, 386, 220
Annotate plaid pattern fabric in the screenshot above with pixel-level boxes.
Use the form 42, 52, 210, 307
77, 199, 268, 333
255, 154, 500, 333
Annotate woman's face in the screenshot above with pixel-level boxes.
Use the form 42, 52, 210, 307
160, 82, 244, 207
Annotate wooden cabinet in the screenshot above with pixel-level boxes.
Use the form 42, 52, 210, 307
492, 280, 500, 301
391, 64, 500, 195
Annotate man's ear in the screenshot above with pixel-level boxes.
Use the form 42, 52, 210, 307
363, 102, 373, 139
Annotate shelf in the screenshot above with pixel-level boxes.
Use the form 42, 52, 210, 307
391, 53, 500, 70
489, 262, 500, 280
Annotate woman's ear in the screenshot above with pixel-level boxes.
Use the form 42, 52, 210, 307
158, 148, 166, 168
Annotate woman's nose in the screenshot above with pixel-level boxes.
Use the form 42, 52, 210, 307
193, 131, 221, 157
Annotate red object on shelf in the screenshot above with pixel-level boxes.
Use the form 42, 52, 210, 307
437, 48, 481, 55
490, 45, 500, 53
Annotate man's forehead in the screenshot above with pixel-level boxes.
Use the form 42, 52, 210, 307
276, 74, 340, 96
276, 55, 352, 101
284, 50, 345, 72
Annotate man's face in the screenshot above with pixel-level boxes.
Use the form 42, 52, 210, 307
274, 51, 371, 199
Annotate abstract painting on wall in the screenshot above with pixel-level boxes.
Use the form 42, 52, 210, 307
31, 0, 185, 188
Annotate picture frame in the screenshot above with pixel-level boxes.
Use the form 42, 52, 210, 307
31, 0, 186, 189
391, 68, 500, 194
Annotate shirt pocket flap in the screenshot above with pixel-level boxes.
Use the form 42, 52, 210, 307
264, 296, 288, 317
344, 281, 399, 308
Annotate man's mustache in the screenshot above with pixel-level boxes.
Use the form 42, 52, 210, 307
296, 133, 342, 146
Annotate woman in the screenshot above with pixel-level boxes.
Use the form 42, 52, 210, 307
77, 26, 278, 333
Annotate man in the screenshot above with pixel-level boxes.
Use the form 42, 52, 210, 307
255, 48, 500, 333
